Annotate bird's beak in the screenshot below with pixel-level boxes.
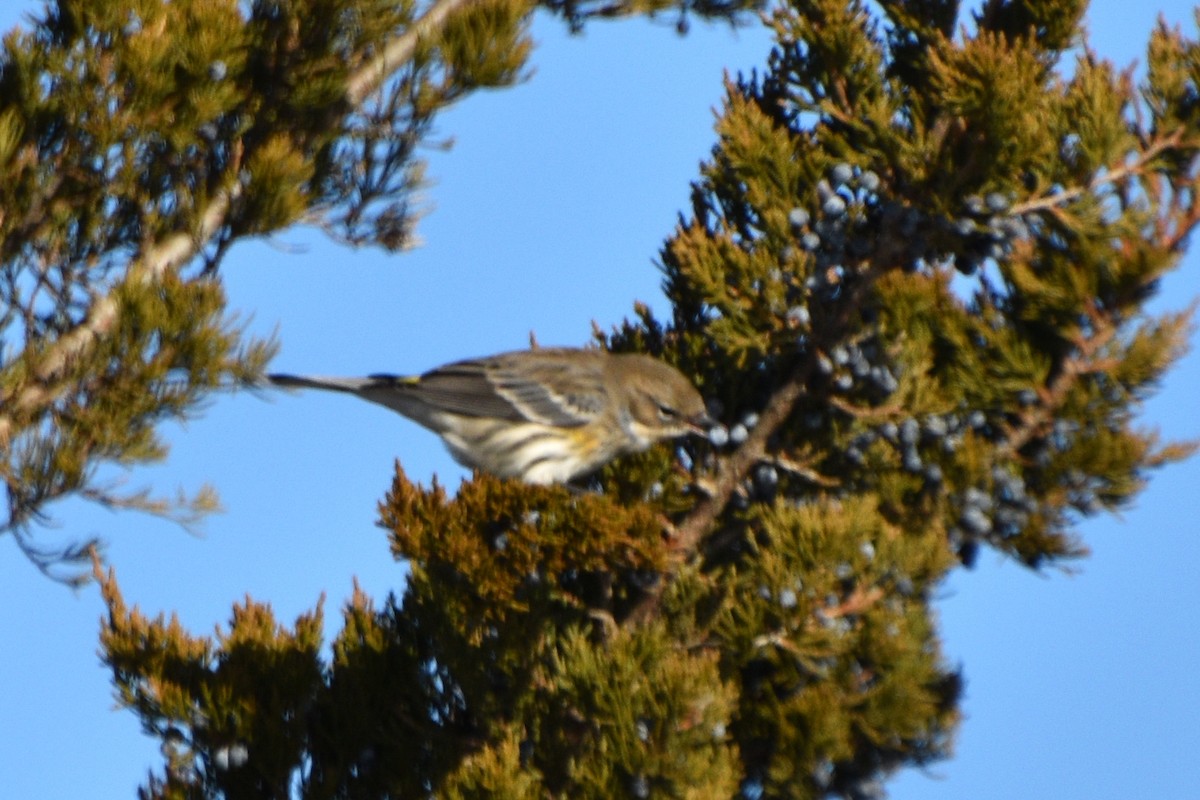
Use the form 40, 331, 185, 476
688, 411, 715, 433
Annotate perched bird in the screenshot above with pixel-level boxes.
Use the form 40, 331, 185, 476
268, 347, 711, 484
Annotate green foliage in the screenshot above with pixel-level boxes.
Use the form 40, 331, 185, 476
438, 0, 536, 89
539, 0, 761, 34
94, 469, 723, 797
98, 562, 327, 799
385, 469, 668, 625
440, 730, 543, 799
57, 0, 1200, 798
530, 624, 739, 798
975, 0, 1086, 50
4, 269, 274, 577
702, 496, 958, 796
643, 0, 1197, 792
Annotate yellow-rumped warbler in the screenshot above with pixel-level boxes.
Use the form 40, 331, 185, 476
269, 348, 711, 484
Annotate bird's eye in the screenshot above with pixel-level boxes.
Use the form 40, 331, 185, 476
656, 403, 679, 422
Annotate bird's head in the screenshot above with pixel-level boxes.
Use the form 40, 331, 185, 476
614, 354, 712, 445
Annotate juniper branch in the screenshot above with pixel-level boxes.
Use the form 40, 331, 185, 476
0, 0, 490, 540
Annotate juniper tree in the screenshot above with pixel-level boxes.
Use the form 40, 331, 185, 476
10, 0, 1200, 797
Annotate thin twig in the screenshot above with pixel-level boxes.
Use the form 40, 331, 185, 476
627, 361, 813, 624
1012, 130, 1184, 216
999, 312, 1117, 458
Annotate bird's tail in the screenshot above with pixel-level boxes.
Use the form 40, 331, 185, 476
268, 373, 421, 392
269, 374, 367, 393
267, 373, 435, 421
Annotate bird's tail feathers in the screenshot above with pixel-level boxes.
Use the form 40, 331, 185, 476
268, 373, 436, 422
267, 373, 415, 394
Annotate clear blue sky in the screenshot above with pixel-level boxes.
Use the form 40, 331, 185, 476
1, 2, 1197, 798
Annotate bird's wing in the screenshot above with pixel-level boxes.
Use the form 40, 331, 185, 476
411, 353, 605, 426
